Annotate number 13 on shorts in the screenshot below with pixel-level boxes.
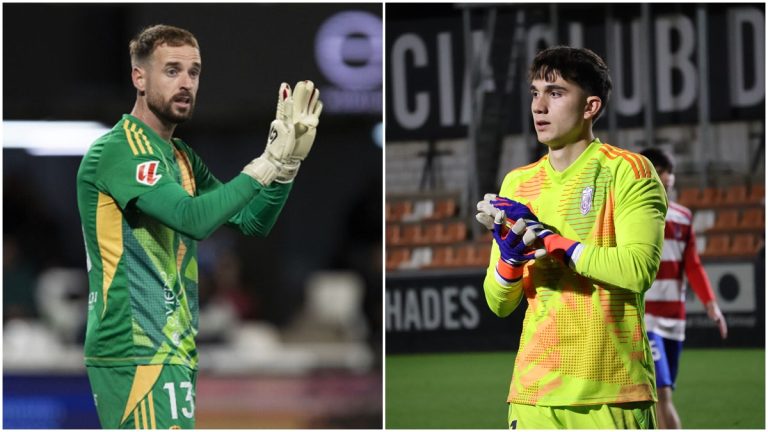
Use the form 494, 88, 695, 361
127, 368, 197, 429
87, 364, 198, 429
163, 381, 195, 421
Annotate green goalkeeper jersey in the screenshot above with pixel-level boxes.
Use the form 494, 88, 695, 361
484, 139, 667, 406
77, 114, 291, 369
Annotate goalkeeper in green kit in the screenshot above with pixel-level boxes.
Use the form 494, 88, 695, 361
76, 24, 323, 429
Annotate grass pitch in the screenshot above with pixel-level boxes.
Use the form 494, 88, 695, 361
385, 349, 764, 429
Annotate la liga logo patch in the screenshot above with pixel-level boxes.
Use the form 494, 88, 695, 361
136, 161, 162, 186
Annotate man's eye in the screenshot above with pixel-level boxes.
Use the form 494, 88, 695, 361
167, 69, 178, 76
551, 92, 561, 97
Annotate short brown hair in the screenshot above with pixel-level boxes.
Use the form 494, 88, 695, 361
129, 24, 199, 65
640, 148, 675, 174
529, 46, 613, 121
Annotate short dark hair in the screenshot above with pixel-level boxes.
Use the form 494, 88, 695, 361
640, 148, 675, 174
129, 24, 199, 66
529, 46, 613, 121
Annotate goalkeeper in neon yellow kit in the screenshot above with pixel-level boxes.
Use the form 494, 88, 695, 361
477, 46, 667, 429
76, 25, 322, 428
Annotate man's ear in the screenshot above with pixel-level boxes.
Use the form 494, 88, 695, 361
584, 96, 602, 120
132, 65, 146, 96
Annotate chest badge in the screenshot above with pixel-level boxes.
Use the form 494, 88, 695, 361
580, 186, 594, 215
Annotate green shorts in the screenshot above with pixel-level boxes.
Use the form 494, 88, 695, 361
508, 401, 656, 429
86, 364, 197, 429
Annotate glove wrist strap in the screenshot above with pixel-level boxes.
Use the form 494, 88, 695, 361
542, 234, 583, 267
495, 259, 524, 287
243, 155, 301, 186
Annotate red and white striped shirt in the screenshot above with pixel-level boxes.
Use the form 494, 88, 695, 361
644, 201, 715, 341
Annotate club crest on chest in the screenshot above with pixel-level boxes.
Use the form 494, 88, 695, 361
580, 186, 594, 215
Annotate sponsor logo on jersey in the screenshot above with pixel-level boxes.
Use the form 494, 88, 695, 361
136, 161, 162, 186
581, 186, 594, 215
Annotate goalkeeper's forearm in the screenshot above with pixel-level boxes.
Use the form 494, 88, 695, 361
483, 271, 524, 318
136, 173, 263, 241
227, 181, 293, 237
572, 241, 662, 294
483, 242, 525, 317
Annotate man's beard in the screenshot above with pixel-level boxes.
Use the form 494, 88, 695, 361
147, 90, 195, 125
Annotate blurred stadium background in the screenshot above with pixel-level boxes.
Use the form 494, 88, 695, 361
3, 3, 382, 429
385, 3, 764, 429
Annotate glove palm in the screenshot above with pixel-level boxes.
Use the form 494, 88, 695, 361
243, 83, 299, 185
291, 80, 323, 161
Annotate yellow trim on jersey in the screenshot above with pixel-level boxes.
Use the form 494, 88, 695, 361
123, 120, 140, 155
129, 122, 148, 155
173, 146, 196, 195
96, 192, 123, 319
138, 128, 154, 155
133, 410, 139, 429
148, 391, 157, 429
121, 364, 163, 425
140, 399, 149, 429
176, 242, 187, 284
122, 119, 155, 156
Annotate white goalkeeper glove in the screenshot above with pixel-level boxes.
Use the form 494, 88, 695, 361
291, 80, 323, 161
476, 193, 502, 230
243, 82, 300, 185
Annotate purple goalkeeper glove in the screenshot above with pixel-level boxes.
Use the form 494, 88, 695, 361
491, 212, 546, 284
522, 224, 584, 267
476, 194, 538, 233
493, 196, 539, 223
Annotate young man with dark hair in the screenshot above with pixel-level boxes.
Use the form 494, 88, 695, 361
640, 147, 728, 429
77, 24, 322, 428
477, 46, 667, 428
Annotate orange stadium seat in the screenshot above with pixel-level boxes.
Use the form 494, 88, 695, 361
740, 208, 765, 230
422, 223, 441, 244
700, 187, 721, 206
386, 248, 411, 271
386, 224, 402, 245
427, 245, 455, 268
430, 197, 458, 220
702, 234, 730, 257
748, 184, 765, 204
711, 209, 739, 232
386, 200, 413, 223
473, 242, 492, 267
722, 185, 748, 205
445, 221, 467, 243
401, 224, 425, 245
677, 187, 700, 208
460, 243, 490, 268
731, 233, 759, 256
450, 246, 465, 267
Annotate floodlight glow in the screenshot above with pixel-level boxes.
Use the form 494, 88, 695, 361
372, 122, 382, 148
3, 120, 110, 156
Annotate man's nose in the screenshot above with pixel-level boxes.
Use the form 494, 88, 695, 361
179, 72, 194, 89
532, 96, 546, 114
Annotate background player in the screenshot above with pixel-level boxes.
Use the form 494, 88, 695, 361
640, 147, 728, 429
76, 24, 322, 428
476, 46, 667, 428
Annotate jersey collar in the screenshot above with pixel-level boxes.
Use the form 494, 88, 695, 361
543, 138, 602, 184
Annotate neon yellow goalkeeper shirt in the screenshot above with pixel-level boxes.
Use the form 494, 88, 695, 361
484, 139, 668, 406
